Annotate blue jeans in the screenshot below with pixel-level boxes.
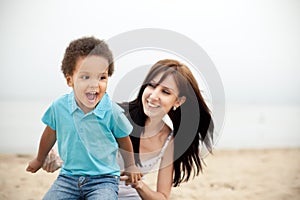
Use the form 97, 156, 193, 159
43, 174, 119, 200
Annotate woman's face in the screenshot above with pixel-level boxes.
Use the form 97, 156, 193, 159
142, 72, 184, 119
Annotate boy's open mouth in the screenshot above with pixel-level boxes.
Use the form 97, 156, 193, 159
86, 92, 98, 103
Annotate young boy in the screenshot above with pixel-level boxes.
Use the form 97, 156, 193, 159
26, 36, 141, 199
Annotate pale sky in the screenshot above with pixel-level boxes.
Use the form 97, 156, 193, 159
1, 0, 300, 153
0, 0, 300, 105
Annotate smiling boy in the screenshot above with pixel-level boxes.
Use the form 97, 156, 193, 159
26, 36, 141, 199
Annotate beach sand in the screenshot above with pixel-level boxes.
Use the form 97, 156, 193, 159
1, 148, 299, 200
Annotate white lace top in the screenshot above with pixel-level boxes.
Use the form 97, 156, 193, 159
118, 131, 173, 200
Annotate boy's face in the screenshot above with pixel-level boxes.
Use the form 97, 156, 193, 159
66, 55, 109, 113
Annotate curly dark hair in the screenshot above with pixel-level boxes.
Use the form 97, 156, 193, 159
61, 36, 114, 77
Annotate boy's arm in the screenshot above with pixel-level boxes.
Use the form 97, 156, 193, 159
116, 136, 142, 183
26, 126, 56, 173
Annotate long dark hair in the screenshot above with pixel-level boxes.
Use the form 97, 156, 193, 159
120, 59, 214, 187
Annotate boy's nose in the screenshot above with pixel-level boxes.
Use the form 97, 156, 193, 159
89, 79, 99, 88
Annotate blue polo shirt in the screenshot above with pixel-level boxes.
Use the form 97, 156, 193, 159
42, 92, 132, 176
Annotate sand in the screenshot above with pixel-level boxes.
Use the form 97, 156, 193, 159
1, 148, 300, 200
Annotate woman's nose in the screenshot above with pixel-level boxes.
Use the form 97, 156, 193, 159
149, 88, 160, 100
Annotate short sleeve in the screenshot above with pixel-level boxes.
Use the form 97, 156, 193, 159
111, 103, 133, 138
42, 103, 56, 131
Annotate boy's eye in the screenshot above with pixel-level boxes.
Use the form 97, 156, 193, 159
82, 76, 89, 80
100, 76, 107, 80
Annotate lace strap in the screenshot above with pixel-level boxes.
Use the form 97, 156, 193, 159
158, 131, 173, 157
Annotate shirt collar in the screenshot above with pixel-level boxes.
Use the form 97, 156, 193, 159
69, 91, 77, 114
93, 93, 111, 119
68, 91, 111, 119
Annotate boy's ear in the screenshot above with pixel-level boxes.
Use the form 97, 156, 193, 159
66, 75, 73, 87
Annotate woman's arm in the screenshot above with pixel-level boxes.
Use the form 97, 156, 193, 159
132, 139, 174, 200
26, 126, 56, 173
132, 163, 173, 200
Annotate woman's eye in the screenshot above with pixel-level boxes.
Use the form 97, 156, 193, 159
162, 90, 171, 95
148, 83, 156, 88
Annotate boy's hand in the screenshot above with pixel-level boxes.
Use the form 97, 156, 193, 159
26, 158, 43, 173
123, 165, 143, 185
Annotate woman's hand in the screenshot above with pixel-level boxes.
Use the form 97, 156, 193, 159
42, 149, 63, 173
130, 180, 144, 189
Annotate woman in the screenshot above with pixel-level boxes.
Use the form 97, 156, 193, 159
44, 59, 214, 199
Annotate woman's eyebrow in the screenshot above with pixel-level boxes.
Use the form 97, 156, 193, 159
151, 80, 177, 93
161, 85, 174, 91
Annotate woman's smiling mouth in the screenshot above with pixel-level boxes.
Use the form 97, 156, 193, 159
147, 99, 159, 108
